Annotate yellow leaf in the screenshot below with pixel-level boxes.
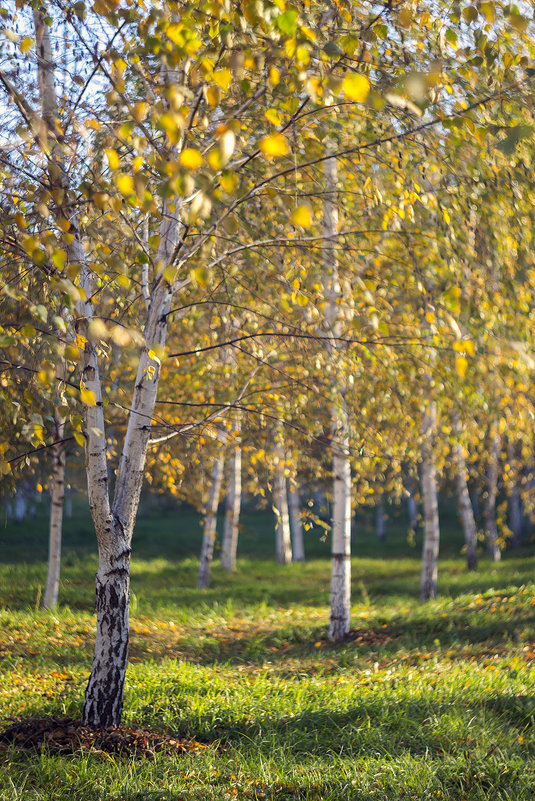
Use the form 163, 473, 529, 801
443, 208, 451, 224
106, 148, 120, 170
259, 133, 289, 158
220, 171, 237, 193
20, 37, 33, 53
265, 108, 282, 126
116, 173, 134, 195
456, 355, 468, 379
57, 218, 71, 233
179, 148, 203, 170
132, 102, 149, 123
207, 149, 222, 170
291, 205, 312, 228
73, 431, 86, 448
464, 340, 475, 356
148, 348, 161, 365
204, 85, 221, 108
269, 67, 281, 86
342, 73, 370, 102
212, 68, 232, 91
80, 382, 97, 407
166, 23, 183, 45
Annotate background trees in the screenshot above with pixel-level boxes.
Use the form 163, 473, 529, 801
1, 0, 534, 727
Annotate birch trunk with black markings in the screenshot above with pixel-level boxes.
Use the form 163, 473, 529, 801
34, 10, 183, 726
322, 150, 352, 640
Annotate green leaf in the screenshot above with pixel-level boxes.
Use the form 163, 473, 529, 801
275, 9, 298, 37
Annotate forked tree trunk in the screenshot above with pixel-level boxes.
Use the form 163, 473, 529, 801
323, 150, 352, 640
43, 411, 66, 609
288, 479, 305, 561
221, 420, 242, 572
453, 417, 478, 571
198, 451, 225, 588
273, 435, 292, 565
485, 425, 501, 562
34, 10, 182, 727
420, 402, 440, 600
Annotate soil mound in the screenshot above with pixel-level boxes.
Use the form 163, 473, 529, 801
0, 717, 206, 759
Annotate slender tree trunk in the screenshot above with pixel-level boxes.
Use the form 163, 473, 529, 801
221, 420, 242, 571
43, 411, 66, 609
376, 497, 386, 543
288, 479, 305, 561
507, 441, 523, 548
329, 404, 352, 638
322, 149, 352, 640
403, 469, 419, 536
198, 451, 225, 588
420, 401, 440, 600
485, 425, 501, 562
273, 434, 292, 565
453, 415, 478, 571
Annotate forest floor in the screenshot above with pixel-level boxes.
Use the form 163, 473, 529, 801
0, 498, 534, 800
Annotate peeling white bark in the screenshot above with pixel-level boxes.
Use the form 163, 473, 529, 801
288, 479, 305, 562
221, 420, 242, 572
198, 451, 225, 588
43, 410, 66, 609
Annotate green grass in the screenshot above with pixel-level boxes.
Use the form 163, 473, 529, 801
0, 495, 534, 800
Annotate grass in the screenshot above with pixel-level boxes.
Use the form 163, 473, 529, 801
0, 494, 534, 800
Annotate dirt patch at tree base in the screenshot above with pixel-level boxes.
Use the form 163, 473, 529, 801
0, 717, 207, 759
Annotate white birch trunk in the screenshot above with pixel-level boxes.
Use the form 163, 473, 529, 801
221, 420, 242, 572
322, 150, 352, 640
288, 479, 305, 562
273, 434, 292, 565
34, 10, 184, 727
485, 425, 501, 562
420, 402, 440, 600
43, 410, 66, 609
453, 415, 478, 571
198, 451, 225, 588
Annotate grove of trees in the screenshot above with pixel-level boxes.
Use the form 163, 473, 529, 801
1, 0, 534, 728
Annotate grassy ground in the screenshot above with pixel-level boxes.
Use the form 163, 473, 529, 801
0, 495, 534, 800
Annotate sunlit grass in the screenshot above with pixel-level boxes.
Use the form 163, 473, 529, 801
0, 497, 534, 799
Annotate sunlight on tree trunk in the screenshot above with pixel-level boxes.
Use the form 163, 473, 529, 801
288, 479, 305, 562
198, 451, 225, 588
322, 150, 352, 640
221, 419, 242, 572
273, 431, 292, 565
42, 410, 66, 609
